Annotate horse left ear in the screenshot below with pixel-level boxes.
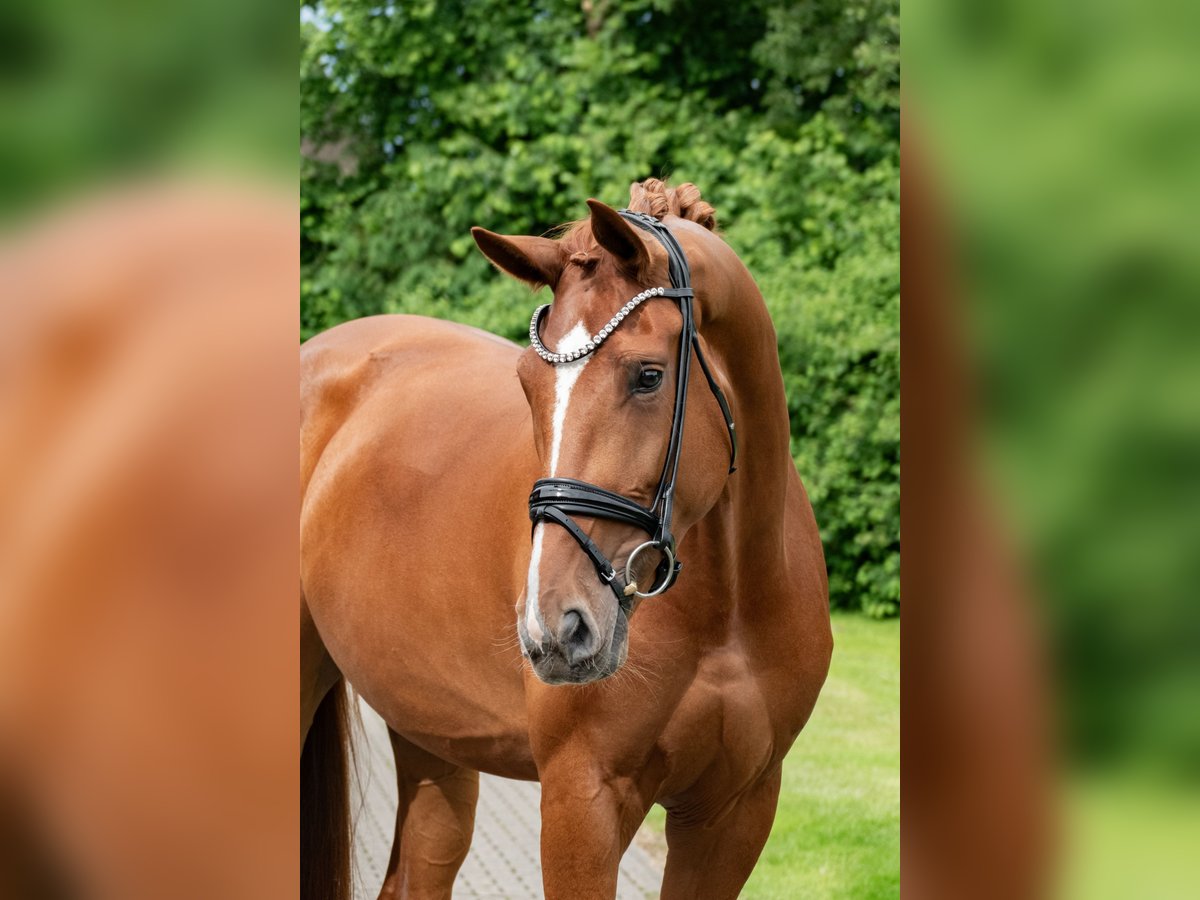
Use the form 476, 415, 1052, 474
586, 199, 649, 271
471, 228, 564, 288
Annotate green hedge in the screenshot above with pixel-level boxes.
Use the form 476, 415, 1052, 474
301, 0, 898, 616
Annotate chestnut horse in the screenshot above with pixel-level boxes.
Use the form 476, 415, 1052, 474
300, 181, 831, 900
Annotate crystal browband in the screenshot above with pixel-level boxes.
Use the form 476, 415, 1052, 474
527, 286, 668, 365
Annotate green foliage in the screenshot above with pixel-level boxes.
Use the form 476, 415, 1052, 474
301, 0, 899, 616
1, 0, 294, 217
755, 0, 900, 163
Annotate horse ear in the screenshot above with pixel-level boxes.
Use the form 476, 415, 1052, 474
471, 228, 564, 287
586, 199, 649, 271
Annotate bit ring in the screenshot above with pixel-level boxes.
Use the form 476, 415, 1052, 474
624, 541, 675, 599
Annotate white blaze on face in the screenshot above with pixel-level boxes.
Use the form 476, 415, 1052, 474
525, 321, 592, 645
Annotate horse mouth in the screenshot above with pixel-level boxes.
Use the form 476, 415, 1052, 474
517, 612, 628, 686
532, 655, 618, 685
522, 639, 621, 685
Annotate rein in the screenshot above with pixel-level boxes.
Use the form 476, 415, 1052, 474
526, 211, 738, 612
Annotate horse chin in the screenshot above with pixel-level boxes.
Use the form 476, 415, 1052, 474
528, 652, 622, 686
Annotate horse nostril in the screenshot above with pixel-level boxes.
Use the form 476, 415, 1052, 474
558, 609, 594, 666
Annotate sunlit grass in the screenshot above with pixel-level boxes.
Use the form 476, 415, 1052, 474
1059, 772, 1200, 900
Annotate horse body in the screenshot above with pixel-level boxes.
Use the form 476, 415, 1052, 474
302, 316, 538, 777
301, 185, 831, 900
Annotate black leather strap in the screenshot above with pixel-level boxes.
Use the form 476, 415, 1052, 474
524, 211, 736, 608
532, 506, 630, 609
529, 479, 669, 610
621, 213, 737, 473
691, 336, 738, 473
530, 479, 659, 535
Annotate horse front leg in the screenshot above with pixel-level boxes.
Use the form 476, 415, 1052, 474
538, 756, 651, 900
658, 766, 782, 900
377, 731, 479, 900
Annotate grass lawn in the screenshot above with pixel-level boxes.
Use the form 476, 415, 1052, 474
641, 612, 900, 898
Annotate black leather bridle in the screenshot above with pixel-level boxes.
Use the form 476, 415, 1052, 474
526, 210, 738, 612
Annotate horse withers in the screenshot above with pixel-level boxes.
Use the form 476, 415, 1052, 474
300, 180, 832, 900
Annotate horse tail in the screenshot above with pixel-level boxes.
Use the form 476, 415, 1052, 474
301, 681, 351, 900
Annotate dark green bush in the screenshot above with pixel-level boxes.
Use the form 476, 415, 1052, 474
301, 0, 899, 616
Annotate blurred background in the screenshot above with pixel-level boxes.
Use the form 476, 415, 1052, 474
0, 0, 294, 218
906, 0, 1200, 897
4, 0, 1195, 896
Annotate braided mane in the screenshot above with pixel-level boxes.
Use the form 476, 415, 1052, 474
625, 179, 717, 230
557, 179, 717, 281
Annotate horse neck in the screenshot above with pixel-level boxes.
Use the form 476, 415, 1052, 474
692, 260, 798, 613
706, 259, 794, 489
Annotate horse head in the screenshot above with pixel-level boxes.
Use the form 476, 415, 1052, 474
472, 182, 737, 685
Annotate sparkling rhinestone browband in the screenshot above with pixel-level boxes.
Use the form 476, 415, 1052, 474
528, 286, 667, 365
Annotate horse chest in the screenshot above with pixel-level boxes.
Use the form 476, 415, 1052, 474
657, 647, 779, 795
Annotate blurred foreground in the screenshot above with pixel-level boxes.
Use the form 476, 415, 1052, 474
0, 1, 296, 898
0, 184, 298, 898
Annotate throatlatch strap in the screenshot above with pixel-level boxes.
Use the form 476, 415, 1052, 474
619, 213, 738, 474
691, 337, 738, 473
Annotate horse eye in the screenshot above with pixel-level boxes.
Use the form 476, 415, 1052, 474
636, 368, 664, 392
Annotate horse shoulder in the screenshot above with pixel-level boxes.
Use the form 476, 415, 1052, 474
717, 470, 832, 752
755, 469, 834, 742
651, 641, 778, 823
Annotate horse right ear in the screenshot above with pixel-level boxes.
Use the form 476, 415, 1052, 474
471, 228, 564, 288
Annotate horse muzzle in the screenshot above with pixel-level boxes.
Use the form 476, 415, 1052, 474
517, 604, 628, 685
